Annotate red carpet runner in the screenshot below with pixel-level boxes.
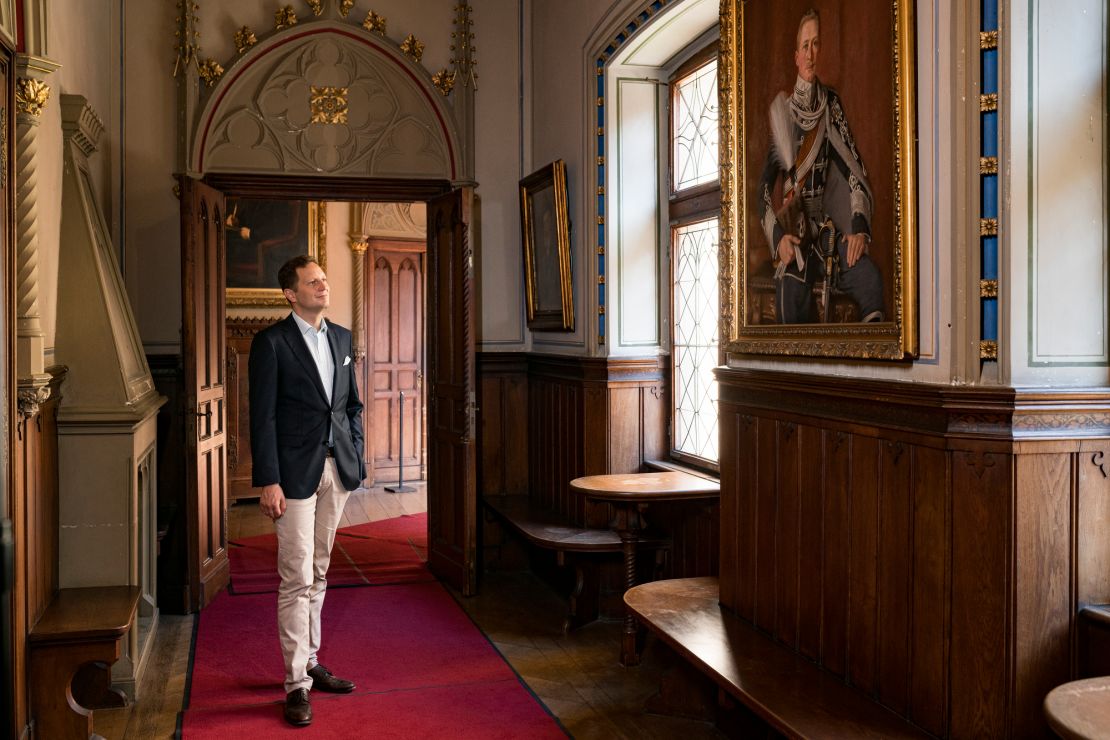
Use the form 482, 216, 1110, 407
181, 514, 565, 737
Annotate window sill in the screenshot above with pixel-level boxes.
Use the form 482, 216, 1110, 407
644, 459, 719, 484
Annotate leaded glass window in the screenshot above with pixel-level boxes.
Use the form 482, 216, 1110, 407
672, 59, 719, 192
668, 49, 719, 469
672, 218, 719, 463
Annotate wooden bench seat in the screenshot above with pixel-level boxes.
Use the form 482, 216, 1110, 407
30, 586, 141, 740
625, 577, 930, 739
483, 494, 667, 631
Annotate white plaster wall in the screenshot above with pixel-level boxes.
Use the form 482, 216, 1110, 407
474, 0, 527, 350
530, 0, 610, 352
124, 0, 181, 354
40, 0, 121, 358
1005, 0, 1109, 386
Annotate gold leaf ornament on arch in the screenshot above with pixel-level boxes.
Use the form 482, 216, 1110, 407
305, 0, 323, 16
362, 10, 386, 34
400, 34, 424, 62
310, 86, 349, 124
275, 5, 298, 30
234, 26, 257, 54
198, 58, 224, 87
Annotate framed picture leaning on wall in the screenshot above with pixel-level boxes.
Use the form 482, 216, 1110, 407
720, 1, 918, 359
225, 199, 327, 308
520, 160, 574, 331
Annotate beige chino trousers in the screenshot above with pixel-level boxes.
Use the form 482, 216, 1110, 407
274, 457, 351, 694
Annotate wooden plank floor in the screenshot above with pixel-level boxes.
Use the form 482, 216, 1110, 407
94, 482, 722, 738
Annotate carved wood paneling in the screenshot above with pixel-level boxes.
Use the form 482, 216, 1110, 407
226, 318, 272, 501
476, 353, 528, 498
716, 367, 1110, 739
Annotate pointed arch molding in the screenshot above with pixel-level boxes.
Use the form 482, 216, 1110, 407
192, 22, 460, 180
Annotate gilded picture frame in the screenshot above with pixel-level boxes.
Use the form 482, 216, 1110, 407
720, 1, 917, 359
520, 160, 574, 331
225, 199, 327, 308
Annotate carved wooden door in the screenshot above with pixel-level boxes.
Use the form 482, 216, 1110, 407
180, 178, 230, 611
426, 188, 477, 595
367, 244, 426, 484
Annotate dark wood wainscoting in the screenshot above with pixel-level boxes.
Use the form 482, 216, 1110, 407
716, 367, 1110, 739
528, 354, 668, 525
477, 352, 715, 583
11, 367, 66, 732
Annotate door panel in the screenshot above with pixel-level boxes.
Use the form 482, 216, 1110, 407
180, 178, 230, 611
368, 248, 425, 483
426, 189, 476, 595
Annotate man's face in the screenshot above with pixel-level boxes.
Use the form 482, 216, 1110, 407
285, 262, 330, 312
794, 18, 820, 82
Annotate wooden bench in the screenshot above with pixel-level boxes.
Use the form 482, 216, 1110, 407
625, 577, 931, 739
29, 586, 141, 740
483, 495, 667, 632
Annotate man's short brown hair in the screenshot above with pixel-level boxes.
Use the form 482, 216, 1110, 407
278, 255, 318, 293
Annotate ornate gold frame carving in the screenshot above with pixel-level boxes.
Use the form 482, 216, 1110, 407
720, 0, 918, 360
226, 201, 327, 308
520, 160, 574, 331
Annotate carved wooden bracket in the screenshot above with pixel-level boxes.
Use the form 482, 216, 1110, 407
1092, 450, 1108, 479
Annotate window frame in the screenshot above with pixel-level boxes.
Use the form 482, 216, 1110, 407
666, 41, 721, 473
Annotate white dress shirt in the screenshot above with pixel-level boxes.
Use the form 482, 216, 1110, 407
291, 311, 334, 444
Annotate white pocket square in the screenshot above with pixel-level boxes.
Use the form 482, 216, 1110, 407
343, 356, 351, 366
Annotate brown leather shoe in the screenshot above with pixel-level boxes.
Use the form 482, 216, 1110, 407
308, 663, 355, 693
284, 688, 312, 726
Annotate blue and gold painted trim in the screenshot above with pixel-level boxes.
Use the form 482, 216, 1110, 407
980, 0, 1000, 361
595, 0, 672, 344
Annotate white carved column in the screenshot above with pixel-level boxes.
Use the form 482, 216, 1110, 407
15, 54, 61, 417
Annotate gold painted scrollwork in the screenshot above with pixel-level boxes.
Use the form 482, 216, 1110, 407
340, 0, 355, 17
306, 0, 323, 16
311, 86, 349, 124
16, 78, 51, 117
400, 34, 425, 62
234, 26, 257, 54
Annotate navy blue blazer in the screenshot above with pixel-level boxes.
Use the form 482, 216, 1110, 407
248, 314, 365, 498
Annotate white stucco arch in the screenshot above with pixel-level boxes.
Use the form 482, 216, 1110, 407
190, 20, 462, 180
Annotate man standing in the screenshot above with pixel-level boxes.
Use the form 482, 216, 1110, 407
757, 7, 884, 324
249, 254, 364, 726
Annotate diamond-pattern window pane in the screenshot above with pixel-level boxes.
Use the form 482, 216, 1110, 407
672, 218, 719, 463
673, 59, 719, 192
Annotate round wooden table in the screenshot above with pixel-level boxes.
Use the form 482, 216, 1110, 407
569, 471, 720, 666
1044, 676, 1110, 739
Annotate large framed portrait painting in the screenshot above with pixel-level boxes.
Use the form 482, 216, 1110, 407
721, 1, 917, 359
225, 199, 326, 308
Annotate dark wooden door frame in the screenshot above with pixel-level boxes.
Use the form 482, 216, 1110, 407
189, 173, 474, 593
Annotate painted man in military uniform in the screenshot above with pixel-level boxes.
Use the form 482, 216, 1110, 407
757, 7, 884, 324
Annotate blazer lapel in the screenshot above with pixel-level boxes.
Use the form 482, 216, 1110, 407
280, 315, 329, 405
